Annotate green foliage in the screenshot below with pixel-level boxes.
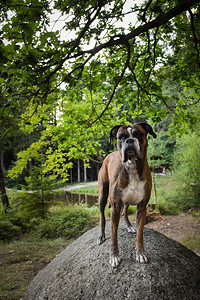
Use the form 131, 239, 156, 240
1, 173, 200, 243
148, 127, 176, 169
150, 175, 181, 215
0, 219, 21, 241
155, 192, 181, 215
0, 188, 99, 241
7, 82, 124, 183
173, 131, 200, 210
34, 205, 95, 239
0, 191, 46, 241
1, 0, 199, 137
127, 205, 137, 216
8, 191, 46, 218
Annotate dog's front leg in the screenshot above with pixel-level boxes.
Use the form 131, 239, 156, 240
97, 180, 109, 245
136, 203, 148, 263
123, 204, 136, 233
110, 202, 122, 267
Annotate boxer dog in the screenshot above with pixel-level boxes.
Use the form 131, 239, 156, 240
97, 123, 157, 267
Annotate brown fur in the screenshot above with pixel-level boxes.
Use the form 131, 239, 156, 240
97, 123, 156, 267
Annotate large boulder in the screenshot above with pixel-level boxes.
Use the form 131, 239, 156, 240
25, 221, 200, 300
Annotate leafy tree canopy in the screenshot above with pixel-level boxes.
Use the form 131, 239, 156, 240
1, 0, 200, 123
1, 0, 200, 184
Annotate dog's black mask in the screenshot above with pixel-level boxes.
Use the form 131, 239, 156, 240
118, 126, 144, 162
109, 123, 157, 163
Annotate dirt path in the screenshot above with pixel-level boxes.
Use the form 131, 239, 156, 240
66, 181, 98, 191
145, 213, 200, 256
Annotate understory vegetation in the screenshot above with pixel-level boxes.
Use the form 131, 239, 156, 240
0, 194, 99, 242
1, 175, 199, 243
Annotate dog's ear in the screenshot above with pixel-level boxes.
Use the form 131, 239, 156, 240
138, 123, 157, 139
109, 125, 122, 144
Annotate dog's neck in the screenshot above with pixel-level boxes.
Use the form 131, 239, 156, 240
124, 156, 146, 180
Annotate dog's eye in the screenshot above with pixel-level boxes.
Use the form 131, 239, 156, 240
133, 131, 142, 140
119, 133, 127, 140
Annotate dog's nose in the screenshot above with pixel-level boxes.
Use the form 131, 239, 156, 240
126, 138, 134, 144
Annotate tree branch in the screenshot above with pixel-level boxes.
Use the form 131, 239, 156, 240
188, 8, 200, 68
141, 0, 154, 23
76, 0, 200, 57
128, 62, 175, 113
88, 42, 131, 125
45, 1, 105, 81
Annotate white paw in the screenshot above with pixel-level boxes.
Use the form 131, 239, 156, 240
110, 254, 121, 268
97, 235, 105, 245
127, 225, 136, 233
136, 252, 148, 263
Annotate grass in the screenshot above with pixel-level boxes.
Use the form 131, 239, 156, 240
0, 200, 101, 299
150, 175, 182, 215
181, 236, 200, 255
0, 203, 101, 299
0, 238, 72, 300
71, 185, 99, 195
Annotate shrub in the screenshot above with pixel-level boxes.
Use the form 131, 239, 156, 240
173, 132, 200, 210
34, 205, 96, 239
9, 191, 46, 218
0, 219, 21, 241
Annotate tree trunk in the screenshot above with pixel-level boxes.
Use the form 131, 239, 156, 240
84, 161, 87, 182
70, 167, 73, 183
41, 187, 45, 217
77, 159, 81, 183
97, 163, 100, 180
152, 170, 157, 204
40, 173, 46, 218
0, 151, 9, 211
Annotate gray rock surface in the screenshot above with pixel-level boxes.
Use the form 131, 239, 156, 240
25, 221, 200, 300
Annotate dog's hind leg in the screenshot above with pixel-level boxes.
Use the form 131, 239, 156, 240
136, 203, 148, 263
97, 181, 109, 245
123, 204, 136, 233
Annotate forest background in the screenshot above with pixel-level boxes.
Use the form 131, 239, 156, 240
0, 0, 200, 298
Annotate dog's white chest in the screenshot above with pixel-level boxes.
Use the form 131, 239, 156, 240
121, 179, 147, 205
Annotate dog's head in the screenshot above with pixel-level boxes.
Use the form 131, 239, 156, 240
109, 123, 157, 163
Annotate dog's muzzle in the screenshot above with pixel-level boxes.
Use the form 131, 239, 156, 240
121, 138, 141, 163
